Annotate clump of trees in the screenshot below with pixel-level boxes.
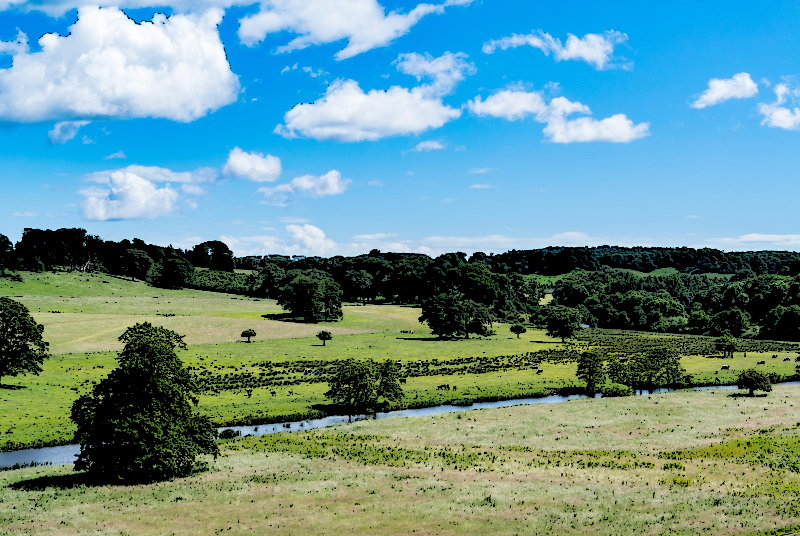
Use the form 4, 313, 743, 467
605, 348, 687, 393
0, 297, 49, 386
278, 274, 343, 323
325, 359, 404, 417
576, 352, 605, 395
544, 306, 581, 343
71, 323, 218, 482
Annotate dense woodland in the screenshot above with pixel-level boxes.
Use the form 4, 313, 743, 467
2, 227, 800, 341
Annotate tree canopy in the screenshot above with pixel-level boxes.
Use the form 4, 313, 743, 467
737, 369, 772, 396
324, 359, 404, 416
576, 352, 605, 395
545, 306, 581, 343
71, 323, 218, 482
0, 297, 49, 386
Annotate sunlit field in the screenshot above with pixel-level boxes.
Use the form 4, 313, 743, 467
1, 271, 798, 453
4, 385, 800, 535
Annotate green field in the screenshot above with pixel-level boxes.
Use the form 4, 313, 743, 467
4, 384, 800, 535
1, 271, 798, 452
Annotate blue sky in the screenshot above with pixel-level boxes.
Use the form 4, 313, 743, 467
1, 0, 800, 256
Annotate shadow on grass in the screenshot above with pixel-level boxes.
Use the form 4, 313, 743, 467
260, 313, 310, 323
9, 471, 99, 491
395, 337, 441, 341
0, 384, 26, 390
727, 392, 769, 398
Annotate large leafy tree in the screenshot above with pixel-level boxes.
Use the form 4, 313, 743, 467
0, 298, 49, 386
325, 359, 404, 417
278, 274, 343, 322
714, 332, 737, 358
576, 352, 605, 395
628, 348, 686, 392
737, 369, 772, 396
545, 305, 581, 343
71, 323, 218, 483
419, 292, 494, 339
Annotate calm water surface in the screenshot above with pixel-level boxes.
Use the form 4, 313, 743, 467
3, 381, 797, 469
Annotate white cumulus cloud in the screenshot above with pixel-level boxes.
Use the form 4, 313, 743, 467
275, 52, 471, 142
411, 140, 445, 152
47, 120, 90, 144
468, 89, 649, 143
223, 147, 282, 182
0, 0, 255, 15
0, 6, 239, 123
238, 0, 472, 60
690, 72, 758, 109
758, 83, 800, 130
258, 170, 351, 205
483, 30, 629, 70
707, 233, 800, 250
80, 164, 216, 220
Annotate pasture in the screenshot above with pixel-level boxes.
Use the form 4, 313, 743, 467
3, 385, 800, 535
1, 271, 798, 453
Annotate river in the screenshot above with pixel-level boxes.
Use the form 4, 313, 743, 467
2, 382, 790, 470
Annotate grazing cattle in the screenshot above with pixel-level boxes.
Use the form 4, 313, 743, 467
536, 369, 544, 375
245, 388, 253, 398
288, 390, 294, 396
452, 386, 457, 391
399, 378, 407, 384
773, 355, 779, 359
437, 384, 450, 391
757, 360, 765, 365
270, 391, 276, 397
721, 365, 730, 370
784, 358, 791, 362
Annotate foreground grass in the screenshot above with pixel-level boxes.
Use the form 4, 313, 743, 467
3, 385, 800, 535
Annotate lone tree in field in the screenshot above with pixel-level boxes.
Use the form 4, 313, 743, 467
576, 352, 605, 395
715, 333, 737, 358
737, 369, 772, 396
510, 324, 527, 339
317, 330, 332, 346
241, 329, 256, 343
325, 359, 404, 417
71, 323, 218, 483
0, 297, 49, 387
545, 306, 581, 343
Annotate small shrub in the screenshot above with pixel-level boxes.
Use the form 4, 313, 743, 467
600, 382, 634, 397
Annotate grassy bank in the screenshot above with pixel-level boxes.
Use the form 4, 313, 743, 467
3, 385, 800, 535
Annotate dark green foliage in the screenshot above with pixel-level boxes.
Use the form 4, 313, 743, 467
121, 249, 153, 280
316, 330, 332, 346
715, 333, 737, 358
187, 241, 234, 272
545, 305, 581, 342
576, 352, 605, 394
419, 292, 495, 339
510, 324, 527, 338
0, 234, 12, 276
0, 297, 49, 386
278, 274, 343, 322
154, 257, 194, 289
241, 329, 256, 343
711, 307, 751, 337
325, 358, 404, 415
600, 382, 634, 397
192, 269, 249, 294
71, 323, 218, 483
737, 369, 772, 396
761, 305, 800, 341
629, 348, 687, 391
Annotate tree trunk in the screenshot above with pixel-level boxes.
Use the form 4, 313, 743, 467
322, 340, 326, 346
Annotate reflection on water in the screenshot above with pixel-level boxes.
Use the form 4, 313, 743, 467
4, 381, 798, 469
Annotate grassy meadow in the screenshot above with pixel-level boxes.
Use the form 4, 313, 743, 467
4, 385, 800, 535
1, 271, 798, 452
